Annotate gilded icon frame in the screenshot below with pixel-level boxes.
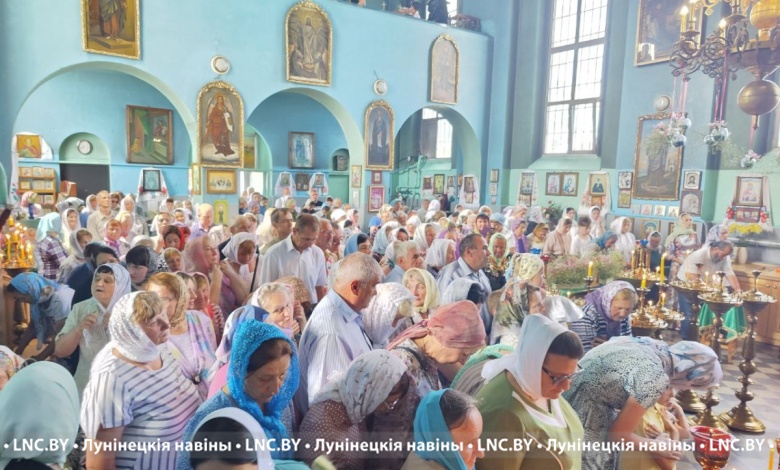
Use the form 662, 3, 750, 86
81, 0, 141, 59
632, 113, 683, 201
365, 100, 395, 171
197, 81, 244, 168
285, 0, 332, 86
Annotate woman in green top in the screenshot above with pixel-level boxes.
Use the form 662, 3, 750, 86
475, 314, 585, 470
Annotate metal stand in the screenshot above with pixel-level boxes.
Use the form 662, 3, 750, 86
689, 388, 728, 431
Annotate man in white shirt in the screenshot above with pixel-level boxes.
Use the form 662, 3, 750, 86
315, 219, 337, 275
86, 190, 113, 241
385, 240, 423, 283
274, 187, 292, 209
259, 208, 293, 255
296, 252, 383, 414
260, 214, 327, 303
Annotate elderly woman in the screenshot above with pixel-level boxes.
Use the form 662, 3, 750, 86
125, 245, 168, 290
610, 216, 636, 263
0, 346, 24, 392
220, 232, 256, 311
0, 362, 79, 469
582, 230, 618, 257
509, 218, 528, 255
704, 220, 731, 247
543, 217, 573, 257
406, 214, 421, 239
362, 282, 416, 348
403, 267, 440, 322
402, 389, 485, 470
180, 320, 299, 466
8, 273, 74, 357
665, 212, 699, 283
81, 291, 201, 469
146, 273, 216, 400
529, 222, 548, 253
387, 301, 486, 397
571, 280, 636, 352
117, 211, 139, 253
119, 196, 148, 236
425, 238, 456, 278
372, 221, 399, 256
485, 233, 510, 291
414, 222, 440, 255
34, 212, 68, 280
491, 279, 547, 347
441, 278, 488, 309
277, 275, 314, 319
476, 315, 585, 469
250, 282, 307, 341
298, 350, 410, 469
344, 232, 372, 256
184, 235, 224, 305
564, 336, 722, 470
57, 228, 92, 283
54, 263, 131, 397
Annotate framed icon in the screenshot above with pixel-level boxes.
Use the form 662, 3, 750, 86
371, 171, 383, 184
683, 170, 701, 190
545, 173, 561, 196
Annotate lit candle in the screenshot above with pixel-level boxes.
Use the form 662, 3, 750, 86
8, 216, 14, 227
645, 251, 651, 270
641, 274, 647, 289
661, 292, 666, 307
680, 5, 689, 33
630, 250, 636, 270
588, 261, 593, 277
769, 446, 774, 470
704, 271, 709, 287
660, 253, 666, 282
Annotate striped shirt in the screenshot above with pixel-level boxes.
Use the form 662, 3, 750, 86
81, 347, 201, 469
36, 236, 67, 280
570, 302, 632, 352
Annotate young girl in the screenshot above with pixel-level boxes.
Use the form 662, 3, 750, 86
116, 210, 136, 250
34, 213, 68, 281
164, 247, 184, 273
570, 216, 592, 257
192, 271, 225, 343
102, 219, 124, 258
219, 233, 256, 314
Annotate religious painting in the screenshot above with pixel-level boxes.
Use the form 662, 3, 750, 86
679, 189, 702, 216
433, 174, 445, 195
44, 168, 55, 178
736, 176, 763, 207
191, 164, 201, 195
520, 172, 535, 195
489, 183, 498, 196
641, 220, 660, 238
333, 153, 348, 172
447, 176, 455, 189
351, 189, 360, 205
289, 132, 315, 169
198, 81, 244, 167
430, 34, 459, 104
368, 185, 385, 212
351, 165, 362, 188
683, 170, 700, 190
490, 169, 499, 183
734, 206, 761, 223
667, 206, 679, 218
19, 167, 32, 177
43, 195, 55, 206
126, 105, 173, 165
561, 173, 578, 196
641, 204, 653, 215
518, 194, 532, 206
295, 173, 310, 191
285, 0, 332, 86
667, 222, 675, 237
214, 200, 229, 225
206, 168, 237, 194
422, 176, 433, 191
16, 134, 42, 159
591, 195, 603, 208
371, 171, 383, 184
365, 100, 395, 170
141, 169, 161, 192
618, 171, 633, 189
545, 173, 561, 196
243, 134, 256, 169
457, 174, 463, 189
19, 181, 31, 191
589, 174, 607, 195
633, 113, 683, 201
635, 0, 702, 66
81, 0, 140, 59
617, 189, 632, 208
654, 205, 666, 217
32, 167, 43, 178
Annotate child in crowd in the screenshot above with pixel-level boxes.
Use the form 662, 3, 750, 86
102, 219, 124, 258
164, 248, 183, 272
570, 216, 592, 257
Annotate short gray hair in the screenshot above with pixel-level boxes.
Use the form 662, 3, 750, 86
256, 283, 293, 309
395, 241, 418, 263
334, 253, 382, 290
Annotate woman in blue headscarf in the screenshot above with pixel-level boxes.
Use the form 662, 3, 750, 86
402, 388, 484, 470
581, 230, 618, 257
179, 320, 299, 467
34, 212, 67, 280
7, 272, 74, 358
344, 233, 371, 256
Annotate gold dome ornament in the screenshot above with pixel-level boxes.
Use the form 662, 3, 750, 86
750, 0, 780, 41
738, 79, 780, 116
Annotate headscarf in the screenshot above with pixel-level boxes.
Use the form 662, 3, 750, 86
610, 217, 635, 253
221, 233, 256, 264
83, 194, 97, 214
426, 200, 441, 222
406, 215, 421, 233
527, 207, 544, 224
488, 233, 508, 260
413, 389, 470, 470
330, 208, 347, 224
68, 230, 87, 260
209, 225, 230, 245
531, 222, 549, 242
441, 278, 479, 304
0, 346, 24, 382
403, 268, 440, 315
35, 212, 62, 242
543, 295, 585, 324
208, 305, 271, 382
61, 208, 82, 249
362, 282, 415, 347
312, 350, 406, 424
134, 247, 168, 285
227, 320, 299, 453
495, 280, 531, 329
511, 218, 528, 253
344, 233, 368, 256
704, 220, 732, 247
593, 230, 618, 250
414, 223, 437, 251
584, 281, 635, 338
666, 214, 697, 247
120, 196, 146, 235
386, 300, 486, 351
9, 273, 67, 349
508, 252, 544, 281
425, 239, 455, 269
190, 408, 274, 470
130, 235, 154, 249
483, 314, 569, 403
589, 205, 605, 238
183, 236, 216, 275
372, 221, 399, 255
0, 363, 79, 469
92, 263, 132, 319
96, 291, 160, 363
450, 344, 514, 390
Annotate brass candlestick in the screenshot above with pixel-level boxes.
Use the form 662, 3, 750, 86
584, 276, 594, 295
719, 270, 776, 433
631, 287, 666, 337
699, 271, 742, 361
689, 387, 729, 431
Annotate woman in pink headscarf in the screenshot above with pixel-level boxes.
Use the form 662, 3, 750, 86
183, 235, 223, 312
387, 300, 486, 397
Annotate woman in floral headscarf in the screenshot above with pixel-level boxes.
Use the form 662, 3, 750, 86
362, 282, 416, 348
582, 230, 618, 257
485, 233, 511, 290
570, 280, 637, 352
0, 346, 24, 392
403, 268, 441, 323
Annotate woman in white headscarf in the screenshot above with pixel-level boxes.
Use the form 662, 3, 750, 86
372, 221, 399, 256
362, 282, 416, 348
120, 195, 148, 236
543, 217, 573, 257
298, 350, 410, 469
406, 215, 421, 239
424, 238, 456, 278
414, 222, 439, 254
610, 216, 637, 263
425, 199, 441, 222
220, 232, 256, 312
60, 208, 82, 254
589, 205, 605, 238
57, 228, 93, 283
476, 315, 585, 469
54, 263, 132, 397
0, 362, 80, 470
186, 408, 275, 470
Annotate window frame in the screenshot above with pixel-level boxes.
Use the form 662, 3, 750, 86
542, 0, 609, 157
420, 109, 454, 159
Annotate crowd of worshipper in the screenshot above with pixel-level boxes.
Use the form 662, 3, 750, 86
0, 188, 733, 470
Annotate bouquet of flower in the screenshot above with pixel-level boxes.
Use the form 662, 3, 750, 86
547, 256, 589, 286
592, 250, 626, 282
740, 149, 763, 168
728, 223, 763, 247
543, 200, 563, 226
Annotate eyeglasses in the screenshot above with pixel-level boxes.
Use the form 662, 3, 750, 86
542, 363, 583, 386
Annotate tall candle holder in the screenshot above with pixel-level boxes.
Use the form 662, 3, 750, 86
689, 387, 728, 431
630, 287, 666, 337
719, 270, 776, 433
584, 276, 594, 295
1, 220, 36, 272
698, 271, 742, 362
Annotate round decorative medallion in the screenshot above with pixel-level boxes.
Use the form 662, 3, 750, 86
211, 55, 231, 74
654, 95, 671, 112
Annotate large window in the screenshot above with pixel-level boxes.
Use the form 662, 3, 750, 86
420, 108, 453, 159
543, 0, 609, 155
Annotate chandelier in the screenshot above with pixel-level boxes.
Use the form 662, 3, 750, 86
670, 0, 780, 122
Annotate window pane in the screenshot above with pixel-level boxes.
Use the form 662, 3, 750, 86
574, 44, 604, 100
572, 103, 595, 152
447, 0, 459, 19
579, 0, 609, 42
552, 0, 578, 48
436, 119, 453, 159
545, 104, 570, 154
422, 108, 439, 119
548, 50, 575, 102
